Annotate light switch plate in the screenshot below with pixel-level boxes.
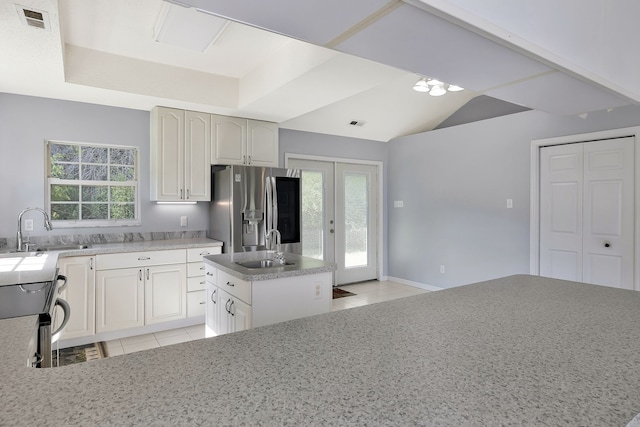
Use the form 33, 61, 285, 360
394, 201, 404, 208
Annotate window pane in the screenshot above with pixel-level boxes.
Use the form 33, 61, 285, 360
110, 148, 135, 166
51, 185, 79, 202
81, 146, 108, 164
111, 204, 135, 220
51, 204, 79, 221
52, 164, 79, 180
344, 173, 368, 268
110, 165, 134, 181
301, 170, 324, 260
82, 204, 108, 220
82, 186, 108, 202
50, 144, 78, 162
82, 164, 108, 181
111, 186, 135, 203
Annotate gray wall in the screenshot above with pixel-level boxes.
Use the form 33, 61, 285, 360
388, 106, 640, 288
279, 129, 389, 276
0, 93, 210, 240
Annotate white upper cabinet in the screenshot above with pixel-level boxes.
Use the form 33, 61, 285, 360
247, 120, 279, 167
151, 107, 211, 202
212, 115, 278, 167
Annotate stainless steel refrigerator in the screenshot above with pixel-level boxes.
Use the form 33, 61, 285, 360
209, 165, 302, 254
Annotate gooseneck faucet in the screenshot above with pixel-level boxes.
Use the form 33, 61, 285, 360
17, 207, 53, 252
266, 229, 285, 264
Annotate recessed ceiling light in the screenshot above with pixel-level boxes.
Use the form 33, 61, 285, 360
413, 78, 429, 92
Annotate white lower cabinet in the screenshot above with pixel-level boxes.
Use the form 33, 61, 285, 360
95, 249, 187, 334
217, 287, 252, 335
187, 246, 221, 318
55, 256, 96, 340
145, 264, 187, 325
96, 267, 144, 333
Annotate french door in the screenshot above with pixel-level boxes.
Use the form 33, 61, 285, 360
288, 158, 378, 285
539, 137, 635, 289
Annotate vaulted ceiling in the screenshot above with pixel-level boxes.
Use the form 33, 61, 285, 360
0, 0, 635, 142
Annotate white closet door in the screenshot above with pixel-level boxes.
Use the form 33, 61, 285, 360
540, 137, 635, 289
582, 138, 634, 289
540, 143, 583, 282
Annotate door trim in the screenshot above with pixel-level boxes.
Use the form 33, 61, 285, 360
285, 153, 384, 280
530, 126, 640, 290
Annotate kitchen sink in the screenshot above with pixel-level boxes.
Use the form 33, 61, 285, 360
36, 244, 91, 251
235, 259, 295, 269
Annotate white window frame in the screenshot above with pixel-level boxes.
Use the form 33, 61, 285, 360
45, 140, 141, 228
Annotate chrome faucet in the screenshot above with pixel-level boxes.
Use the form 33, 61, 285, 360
17, 207, 53, 252
266, 229, 285, 264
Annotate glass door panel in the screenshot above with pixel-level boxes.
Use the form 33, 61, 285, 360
344, 173, 368, 268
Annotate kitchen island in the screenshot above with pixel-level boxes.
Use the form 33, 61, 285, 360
2, 275, 640, 425
203, 251, 336, 335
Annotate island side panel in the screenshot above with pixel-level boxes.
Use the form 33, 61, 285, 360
251, 272, 332, 328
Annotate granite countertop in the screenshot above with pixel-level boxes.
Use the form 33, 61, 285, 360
57, 237, 222, 257
203, 250, 336, 281
2, 274, 640, 425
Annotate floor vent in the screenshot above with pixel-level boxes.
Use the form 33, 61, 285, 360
15, 4, 51, 31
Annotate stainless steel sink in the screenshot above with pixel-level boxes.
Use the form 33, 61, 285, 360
36, 244, 91, 251
235, 259, 295, 269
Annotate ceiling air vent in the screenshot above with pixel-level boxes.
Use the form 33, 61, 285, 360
349, 120, 366, 127
15, 4, 51, 31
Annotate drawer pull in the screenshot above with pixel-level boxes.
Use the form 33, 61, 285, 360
206, 272, 214, 276
200, 251, 210, 256
199, 266, 205, 270
138, 256, 151, 261
226, 281, 234, 287
211, 290, 216, 304
200, 281, 206, 285
199, 301, 206, 305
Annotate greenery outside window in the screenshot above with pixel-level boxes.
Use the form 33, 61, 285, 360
46, 140, 140, 227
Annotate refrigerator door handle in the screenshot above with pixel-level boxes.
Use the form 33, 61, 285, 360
265, 176, 273, 241
271, 176, 278, 234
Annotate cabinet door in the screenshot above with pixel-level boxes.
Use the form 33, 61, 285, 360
205, 283, 220, 337
185, 110, 211, 201
56, 256, 96, 340
247, 119, 278, 167
211, 115, 246, 165
217, 288, 252, 335
145, 264, 187, 325
151, 107, 185, 201
96, 268, 144, 333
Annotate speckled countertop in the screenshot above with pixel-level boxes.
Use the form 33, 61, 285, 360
2, 274, 640, 426
203, 250, 336, 281
57, 237, 222, 257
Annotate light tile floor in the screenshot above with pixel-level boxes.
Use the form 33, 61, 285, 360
104, 280, 429, 357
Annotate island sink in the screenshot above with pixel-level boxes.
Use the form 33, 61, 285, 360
235, 259, 295, 269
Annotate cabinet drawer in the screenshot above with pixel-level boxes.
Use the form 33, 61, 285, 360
187, 246, 221, 262
187, 262, 206, 277
96, 249, 186, 270
217, 269, 251, 305
204, 264, 216, 284
187, 276, 206, 292
187, 290, 207, 318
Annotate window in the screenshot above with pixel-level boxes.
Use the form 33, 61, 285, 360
46, 141, 140, 227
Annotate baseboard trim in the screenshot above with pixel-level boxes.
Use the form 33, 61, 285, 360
386, 276, 444, 292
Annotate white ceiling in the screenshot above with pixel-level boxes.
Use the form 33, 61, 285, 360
0, 0, 634, 143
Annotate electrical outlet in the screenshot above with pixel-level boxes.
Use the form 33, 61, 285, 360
180, 216, 187, 227
314, 282, 322, 299
440, 265, 445, 274
394, 200, 404, 208
24, 219, 33, 231
507, 199, 513, 209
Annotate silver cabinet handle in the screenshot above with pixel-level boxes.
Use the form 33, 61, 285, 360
199, 251, 210, 256
199, 301, 206, 305
139, 269, 142, 281
229, 300, 235, 316
211, 289, 216, 304
186, 189, 190, 199
248, 156, 251, 165
226, 281, 235, 287
206, 271, 214, 276
200, 280, 206, 285
180, 189, 183, 200
138, 256, 151, 261
146, 268, 150, 280
89, 257, 94, 270
199, 266, 205, 270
